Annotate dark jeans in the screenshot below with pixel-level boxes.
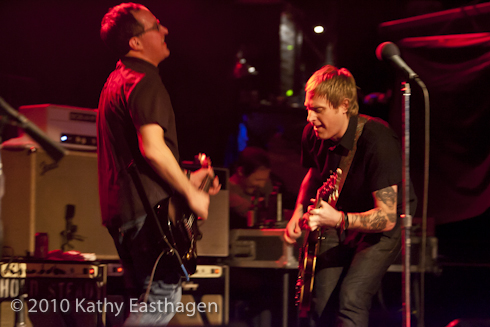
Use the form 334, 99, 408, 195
107, 202, 182, 326
312, 227, 401, 327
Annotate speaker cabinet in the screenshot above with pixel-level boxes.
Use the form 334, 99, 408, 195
169, 265, 229, 326
0, 301, 33, 327
104, 265, 229, 327
186, 166, 229, 258
1, 146, 118, 259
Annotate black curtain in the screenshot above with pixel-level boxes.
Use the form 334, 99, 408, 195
392, 33, 490, 224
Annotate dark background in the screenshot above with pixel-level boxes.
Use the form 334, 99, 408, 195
1, 1, 490, 326
1, 0, 472, 162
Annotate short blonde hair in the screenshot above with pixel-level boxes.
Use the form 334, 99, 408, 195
305, 65, 359, 117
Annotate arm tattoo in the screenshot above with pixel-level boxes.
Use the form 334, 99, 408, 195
344, 186, 396, 232
370, 210, 388, 230
347, 209, 388, 232
376, 186, 397, 223
375, 186, 396, 210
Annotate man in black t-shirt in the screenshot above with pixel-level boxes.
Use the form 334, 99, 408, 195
97, 3, 219, 326
285, 65, 416, 326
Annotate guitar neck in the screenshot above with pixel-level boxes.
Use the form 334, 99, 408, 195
200, 171, 215, 193
314, 194, 322, 209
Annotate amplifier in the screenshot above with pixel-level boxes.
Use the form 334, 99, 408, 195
228, 229, 299, 269
104, 264, 229, 327
0, 146, 119, 260
0, 260, 107, 327
169, 265, 229, 326
0, 261, 106, 300
7, 104, 97, 151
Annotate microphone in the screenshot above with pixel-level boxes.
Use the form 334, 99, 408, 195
376, 42, 418, 80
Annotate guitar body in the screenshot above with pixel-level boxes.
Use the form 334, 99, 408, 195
295, 169, 342, 317
156, 153, 213, 278
154, 196, 200, 276
296, 228, 321, 318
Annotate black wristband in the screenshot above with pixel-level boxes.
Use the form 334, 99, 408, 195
344, 211, 349, 230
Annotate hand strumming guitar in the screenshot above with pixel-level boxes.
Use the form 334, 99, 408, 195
306, 199, 342, 231
190, 167, 221, 195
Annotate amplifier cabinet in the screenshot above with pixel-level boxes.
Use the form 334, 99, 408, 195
229, 229, 299, 269
105, 264, 229, 327
388, 236, 439, 273
1, 146, 119, 259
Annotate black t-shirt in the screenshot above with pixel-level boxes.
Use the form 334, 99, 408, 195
301, 114, 416, 236
97, 57, 179, 228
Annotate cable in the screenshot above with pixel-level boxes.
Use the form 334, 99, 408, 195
416, 78, 430, 327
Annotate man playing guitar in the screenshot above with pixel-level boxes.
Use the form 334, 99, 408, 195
285, 65, 416, 326
97, 3, 220, 326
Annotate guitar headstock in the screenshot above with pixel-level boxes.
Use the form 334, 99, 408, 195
195, 153, 212, 169
316, 168, 342, 206
194, 153, 215, 192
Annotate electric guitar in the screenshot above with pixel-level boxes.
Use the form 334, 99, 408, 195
295, 168, 342, 318
155, 153, 214, 278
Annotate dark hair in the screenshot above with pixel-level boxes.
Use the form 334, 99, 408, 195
100, 2, 146, 57
236, 147, 271, 177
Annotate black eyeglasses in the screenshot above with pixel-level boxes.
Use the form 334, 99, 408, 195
134, 20, 160, 37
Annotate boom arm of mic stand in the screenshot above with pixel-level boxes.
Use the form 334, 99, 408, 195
0, 96, 66, 162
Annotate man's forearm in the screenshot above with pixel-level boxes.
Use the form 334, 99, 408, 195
346, 207, 396, 233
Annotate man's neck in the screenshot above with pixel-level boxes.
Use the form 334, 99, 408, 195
126, 52, 159, 67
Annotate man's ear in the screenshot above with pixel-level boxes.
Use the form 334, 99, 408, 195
128, 36, 141, 51
340, 98, 349, 114
237, 166, 244, 176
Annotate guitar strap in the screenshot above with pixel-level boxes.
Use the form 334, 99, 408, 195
112, 130, 190, 280
331, 115, 370, 240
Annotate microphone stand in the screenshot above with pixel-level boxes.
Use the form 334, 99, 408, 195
401, 82, 412, 327
0, 96, 66, 162
0, 97, 66, 327
14, 293, 27, 327
377, 41, 430, 327
401, 77, 430, 327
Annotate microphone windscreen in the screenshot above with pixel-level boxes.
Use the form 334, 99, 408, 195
376, 42, 400, 61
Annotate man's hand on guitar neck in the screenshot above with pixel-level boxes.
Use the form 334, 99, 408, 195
306, 199, 342, 231
284, 198, 342, 244
186, 166, 221, 221
189, 167, 221, 195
